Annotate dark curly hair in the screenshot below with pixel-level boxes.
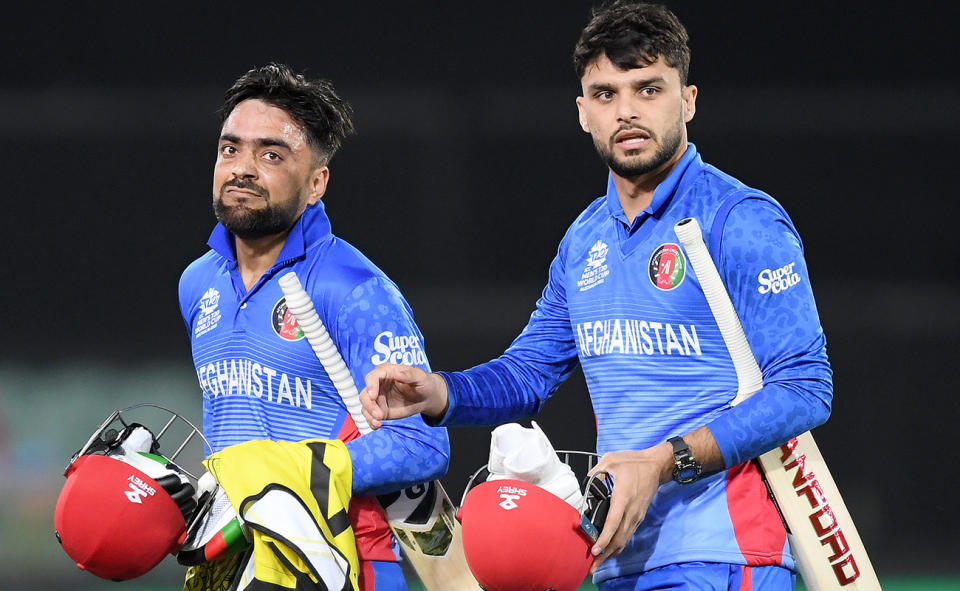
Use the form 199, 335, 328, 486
573, 2, 690, 85
220, 63, 355, 164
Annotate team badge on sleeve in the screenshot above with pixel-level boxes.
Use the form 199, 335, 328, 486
649, 243, 686, 290
271, 298, 305, 341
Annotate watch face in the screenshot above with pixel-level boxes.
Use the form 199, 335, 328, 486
673, 456, 702, 484
669, 436, 702, 484
676, 466, 699, 484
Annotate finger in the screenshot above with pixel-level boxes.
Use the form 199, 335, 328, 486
363, 364, 393, 393
361, 405, 381, 430
359, 386, 383, 421
591, 489, 625, 558
587, 453, 612, 478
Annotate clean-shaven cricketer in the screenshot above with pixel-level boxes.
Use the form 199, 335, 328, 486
178, 63, 449, 591
361, 3, 832, 590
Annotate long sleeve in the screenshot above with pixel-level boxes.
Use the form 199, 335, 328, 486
336, 277, 450, 495
705, 198, 833, 467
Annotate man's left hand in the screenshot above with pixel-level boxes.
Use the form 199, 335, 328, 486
586, 443, 673, 573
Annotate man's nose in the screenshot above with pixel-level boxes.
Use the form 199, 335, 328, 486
231, 152, 258, 178
616, 95, 639, 122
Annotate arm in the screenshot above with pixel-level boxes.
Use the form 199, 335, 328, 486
705, 197, 833, 466
334, 276, 450, 496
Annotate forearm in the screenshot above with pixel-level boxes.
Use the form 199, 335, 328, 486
346, 416, 450, 496
707, 377, 831, 468
434, 352, 566, 427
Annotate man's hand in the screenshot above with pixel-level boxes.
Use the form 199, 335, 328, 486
361, 364, 449, 429
586, 443, 673, 573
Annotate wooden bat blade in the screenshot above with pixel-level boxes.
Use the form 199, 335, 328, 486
389, 486, 481, 590
759, 432, 881, 590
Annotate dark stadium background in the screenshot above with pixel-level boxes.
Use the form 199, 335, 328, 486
0, 2, 956, 589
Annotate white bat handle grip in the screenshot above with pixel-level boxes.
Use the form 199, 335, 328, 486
674, 217, 762, 405
278, 272, 372, 435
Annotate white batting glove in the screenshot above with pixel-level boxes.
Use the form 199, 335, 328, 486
486, 421, 584, 510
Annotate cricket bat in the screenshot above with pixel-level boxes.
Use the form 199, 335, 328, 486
278, 272, 481, 591
674, 218, 881, 590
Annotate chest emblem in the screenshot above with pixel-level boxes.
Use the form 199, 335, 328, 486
271, 298, 305, 341
577, 240, 611, 292
194, 288, 222, 338
648, 243, 686, 290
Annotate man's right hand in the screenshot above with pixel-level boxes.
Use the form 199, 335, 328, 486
361, 364, 449, 429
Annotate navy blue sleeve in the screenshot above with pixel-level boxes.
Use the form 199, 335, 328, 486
706, 198, 833, 467
337, 277, 451, 496
435, 232, 581, 427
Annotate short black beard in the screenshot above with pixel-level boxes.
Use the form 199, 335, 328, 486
595, 117, 684, 179
213, 184, 302, 240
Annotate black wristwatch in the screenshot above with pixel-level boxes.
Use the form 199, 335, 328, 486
668, 436, 702, 484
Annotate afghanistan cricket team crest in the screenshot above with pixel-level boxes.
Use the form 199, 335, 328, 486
271, 297, 305, 341
648, 243, 686, 290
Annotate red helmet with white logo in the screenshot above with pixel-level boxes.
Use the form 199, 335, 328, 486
457, 451, 611, 591
54, 404, 208, 581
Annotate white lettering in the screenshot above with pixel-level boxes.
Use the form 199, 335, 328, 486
649, 322, 664, 354
295, 377, 312, 410
625, 319, 639, 354
665, 324, 683, 355
758, 262, 801, 294
639, 321, 654, 355
679, 324, 701, 356
574, 320, 702, 358
277, 373, 294, 406
263, 367, 276, 402
370, 330, 426, 366
609, 319, 623, 354
252, 363, 263, 397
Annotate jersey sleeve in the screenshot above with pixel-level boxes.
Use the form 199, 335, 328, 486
436, 230, 581, 427
706, 198, 833, 467
335, 276, 450, 496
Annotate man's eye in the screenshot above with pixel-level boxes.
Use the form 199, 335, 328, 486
597, 91, 614, 101
640, 87, 658, 96
264, 151, 281, 161
220, 145, 236, 155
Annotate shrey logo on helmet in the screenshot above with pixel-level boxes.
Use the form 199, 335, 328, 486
496, 485, 527, 510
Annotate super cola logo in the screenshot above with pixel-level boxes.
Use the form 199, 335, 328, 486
370, 331, 428, 365
757, 262, 801, 294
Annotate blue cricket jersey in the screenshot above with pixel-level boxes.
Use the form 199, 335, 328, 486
179, 200, 449, 563
438, 144, 832, 581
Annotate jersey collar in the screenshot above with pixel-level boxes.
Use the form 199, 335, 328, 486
207, 200, 334, 268
604, 143, 699, 227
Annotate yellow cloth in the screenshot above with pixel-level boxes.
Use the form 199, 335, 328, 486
184, 439, 360, 591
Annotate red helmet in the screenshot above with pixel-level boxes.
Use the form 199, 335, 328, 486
457, 451, 611, 591
54, 404, 208, 581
